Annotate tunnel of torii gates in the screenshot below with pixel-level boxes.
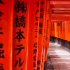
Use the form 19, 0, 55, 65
0, 0, 70, 70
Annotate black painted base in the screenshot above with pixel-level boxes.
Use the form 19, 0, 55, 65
50, 36, 70, 50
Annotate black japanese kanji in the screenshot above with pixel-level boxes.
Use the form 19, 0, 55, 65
35, 23, 38, 26
21, 69, 23, 70
15, 58, 24, 67
40, 13, 43, 18
33, 42, 37, 48
0, 63, 4, 70
35, 34, 37, 38
33, 55, 36, 61
33, 49, 37, 54
15, 15, 26, 28
0, 50, 5, 58
33, 62, 36, 67
36, 2, 39, 7
39, 29, 42, 34
35, 9, 39, 14
37, 67, 40, 70
39, 23, 43, 28
0, 43, 3, 48
0, 12, 3, 17
37, 60, 40, 65
0, 43, 4, 58
15, 29, 25, 42
15, 0, 27, 13
0, 27, 3, 34
36, 17, 39, 21
41, 1, 44, 5
40, 8, 44, 12
35, 29, 38, 32
0, 0, 4, 4
15, 44, 25, 55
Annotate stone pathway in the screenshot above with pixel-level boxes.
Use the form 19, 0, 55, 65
48, 42, 70, 70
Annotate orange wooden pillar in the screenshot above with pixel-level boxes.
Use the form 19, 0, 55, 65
61, 22, 65, 40
37, 0, 46, 70
51, 22, 54, 38
64, 21, 70, 48
50, 23, 52, 37
50, 22, 53, 37
58, 22, 60, 39
53, 22, 59, 43
57, 22, 62, 44
41, 0, 48, 70
53, 22, 55, 39
44, 20, 51, 61
53, 22, 54, 38
45, 0, 51, 60
54, 22, 58, 39
64, 22, 66, 41
64, 21, 67, 41
27, 0, 39, 70
42, 1, 51, 69
0, 0, 14, 70
13, 0, 29, 70
66, 21, 70, 42
58, 22, 62, 40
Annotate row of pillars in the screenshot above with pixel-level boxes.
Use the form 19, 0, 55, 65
0, 0, 51, 70
50, 21, 70, 49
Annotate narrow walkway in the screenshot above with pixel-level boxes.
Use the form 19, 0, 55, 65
49, 42, 70, 70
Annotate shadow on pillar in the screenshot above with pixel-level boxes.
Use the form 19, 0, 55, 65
44, 55, 54, 70
44, 61, 47, 70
